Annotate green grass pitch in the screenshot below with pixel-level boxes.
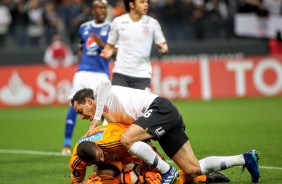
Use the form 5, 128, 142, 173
0, 97, 282, 183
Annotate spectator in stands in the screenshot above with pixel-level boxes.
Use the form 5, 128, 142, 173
26, 0, 44, 47
160, 0, 184, 41
269, 30, 282, 55
43, 1, 63, 45
111, 0, 126, 18
43, 34, 75, 68
183, 0, 206, 40
147, 0, 162, 20
59, 0, 82, 46
0, 0, 12, 48
238, 0, 269, 17
263, 0, 282, 15
204, 0, 228, 39
10, 0, 29, 48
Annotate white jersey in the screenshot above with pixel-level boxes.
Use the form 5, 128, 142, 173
94, 80, 158, 124
108, 14, 166, 78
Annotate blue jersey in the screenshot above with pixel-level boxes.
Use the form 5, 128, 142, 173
78, 21, 111, 75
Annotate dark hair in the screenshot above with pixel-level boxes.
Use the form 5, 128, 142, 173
71, 88, 94, 106
124, 0, 135, 12
77, 141, 98, 163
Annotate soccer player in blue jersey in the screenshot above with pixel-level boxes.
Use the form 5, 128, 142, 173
61, 0, 111, 155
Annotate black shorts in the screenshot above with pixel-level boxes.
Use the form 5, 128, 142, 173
134, 97, 189, 158
112, 73, 151, 90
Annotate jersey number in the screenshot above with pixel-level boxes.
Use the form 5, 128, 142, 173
144, 109, 153, 118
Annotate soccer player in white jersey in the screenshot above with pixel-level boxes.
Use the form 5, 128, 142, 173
61, 0, 111, 155
100, 0, 168, 90
71, 79, 260, 184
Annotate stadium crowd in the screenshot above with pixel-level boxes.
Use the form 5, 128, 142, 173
0, 0, 281, 49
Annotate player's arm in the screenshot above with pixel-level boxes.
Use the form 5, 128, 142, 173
90, 33, 106, 48
88, 79, 111, 132
153, 18, 168, 55
100, 19, 118, 59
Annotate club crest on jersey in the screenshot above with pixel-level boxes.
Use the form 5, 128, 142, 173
100, 26, 109, 36
78, 131, 104, 144
142, 25, 149, 35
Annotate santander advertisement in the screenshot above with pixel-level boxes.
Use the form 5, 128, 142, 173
0, 56, 282, 108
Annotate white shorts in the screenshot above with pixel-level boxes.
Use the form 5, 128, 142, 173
68, 71, 109, 99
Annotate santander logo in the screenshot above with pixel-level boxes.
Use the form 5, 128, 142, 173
0, 71, 33, 105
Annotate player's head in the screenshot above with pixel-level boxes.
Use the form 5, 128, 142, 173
92, 0, 108, 23
71, 88, 96, 121
77, 141, 104, 163
124, 0, 148, 14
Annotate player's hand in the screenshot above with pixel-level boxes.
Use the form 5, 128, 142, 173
156, 43, 168, 55
100, 49, 112, 59
143, 171, 162, 184
87, 120, 99, 135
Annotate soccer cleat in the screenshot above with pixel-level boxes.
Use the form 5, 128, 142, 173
206, 171, 230, 183
242, 150, 260, 183
161, 166, 179, 184
61, 146, 71, 156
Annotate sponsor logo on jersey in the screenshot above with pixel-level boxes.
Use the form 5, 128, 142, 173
100, 26, 109, 36
142, 25, 149, 35
78, 131, 104, 144
86, 34, 98, 56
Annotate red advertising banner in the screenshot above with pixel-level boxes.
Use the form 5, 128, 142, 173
0, 65, 77, 107
1, 56, 282, 108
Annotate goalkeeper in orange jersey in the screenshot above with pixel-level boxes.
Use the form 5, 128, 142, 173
69, 123, 230, 184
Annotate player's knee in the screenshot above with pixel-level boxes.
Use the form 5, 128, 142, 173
120, 133, 133, 149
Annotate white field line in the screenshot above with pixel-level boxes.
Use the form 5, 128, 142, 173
0, 149, 282, 170
0, 149, 65, 156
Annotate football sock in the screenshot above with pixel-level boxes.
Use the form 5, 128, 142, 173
199, 155, 245, 174
128, 141, 170, 174
63, 106, 77, 147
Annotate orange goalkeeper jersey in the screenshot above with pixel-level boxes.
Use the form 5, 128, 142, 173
69, 123, 141, 183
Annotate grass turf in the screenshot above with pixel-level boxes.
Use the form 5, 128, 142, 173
0, 97, 281, 183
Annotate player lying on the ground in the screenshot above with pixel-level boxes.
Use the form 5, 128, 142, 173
69, 123, 230, 183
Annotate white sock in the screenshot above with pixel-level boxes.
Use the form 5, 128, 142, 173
199, 155, 245, 174
128, 141, 170, 174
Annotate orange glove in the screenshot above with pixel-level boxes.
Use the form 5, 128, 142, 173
143, 171, 162, 184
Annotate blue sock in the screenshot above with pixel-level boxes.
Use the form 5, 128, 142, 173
63, 106, 77, 147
